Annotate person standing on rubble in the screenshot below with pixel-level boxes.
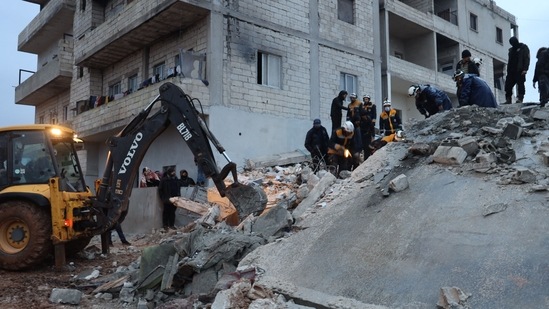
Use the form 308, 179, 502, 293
158, 167, 180, 230
408, 84, 452, 118
327, 121, 360, 176
379, 100, 402, 136
330, 90, 349, 136
179, 169, 196, 187
363, 95, 377, 128
453, 70, 497, 108
359, 103, 376, 161
304, 119, 330, 173
505, 36, 530, 104
533, 47, 549, 107
456, 50, 480, 76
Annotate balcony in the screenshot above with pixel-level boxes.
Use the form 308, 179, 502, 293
19, 0, 75, 54
74, 0, 209, 69
15, 39, 73, 106
72, 77, 210, 141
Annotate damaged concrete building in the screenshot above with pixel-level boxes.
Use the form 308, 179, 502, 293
15, 0, 517, 176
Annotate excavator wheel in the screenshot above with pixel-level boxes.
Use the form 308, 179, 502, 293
0, 201, 53, 270
226, 183, 268, 220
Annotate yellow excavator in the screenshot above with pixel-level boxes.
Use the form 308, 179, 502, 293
0, 82, 267, 270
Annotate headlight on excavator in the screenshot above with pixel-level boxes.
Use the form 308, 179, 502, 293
50, 128, 63, 137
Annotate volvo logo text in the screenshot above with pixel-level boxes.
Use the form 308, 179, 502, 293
118, 132, 143, 174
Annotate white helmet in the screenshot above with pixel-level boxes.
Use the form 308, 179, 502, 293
383, 100, 391, 106
472, 57, 482, 67
408, 85, 419, 97
342, 121, 354, 133
350, 93, 357, 99
395, 130, 405, 141
453, 70, 465, 81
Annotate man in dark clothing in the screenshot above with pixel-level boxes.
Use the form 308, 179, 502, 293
304, 119, 330, 173
363, 95, 377, 128
409, 84, 452, 118
179, 169, 196, 187
533, 47, 549, 107
158, 167, 180, 230
454, 70, 498, 108
330, 90, 348, 135
505, 36, 530, 104
359, 105, 375, 161
456, 50, 480, 76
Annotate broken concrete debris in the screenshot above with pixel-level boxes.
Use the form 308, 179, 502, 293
45, 103, 549, 308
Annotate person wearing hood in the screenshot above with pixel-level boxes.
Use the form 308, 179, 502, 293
304, 118, 330, 173
505, 36, 530, 104
453, 70, 498, 108
533, 47, 549, 107
179, 169, 196, 187
330, 90, 349, 135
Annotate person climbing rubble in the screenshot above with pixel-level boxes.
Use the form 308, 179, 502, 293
304, 118, 330, 173
453, 70, 498, 108
327, 121, 360, 176
379, 100, 402, 136
408, 84, 452, 118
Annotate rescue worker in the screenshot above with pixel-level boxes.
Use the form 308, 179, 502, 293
409, 84, 452, 118
359, 104, 376, 161
363, 95, 377, 128
533, 47, 549, 107
455, 50, 480, 76
327, 121, 360, 177
453, 70, 498, 108
505, 36, 530, 104
304, 118, 330, 173
158, 167, 180, 230
346, 93, 362, 127
330, 90, 349, 135
379, 100, 402, 136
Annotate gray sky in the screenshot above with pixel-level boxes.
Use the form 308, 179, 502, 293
1, 2, 548, 127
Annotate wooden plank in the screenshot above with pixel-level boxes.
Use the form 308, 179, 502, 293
170, 197, 209, 215
160, 253, 179, 292
92, 274, 130, 294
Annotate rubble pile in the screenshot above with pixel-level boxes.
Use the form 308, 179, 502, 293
47, 103, 549, 308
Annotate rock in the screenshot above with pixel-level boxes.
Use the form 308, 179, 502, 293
436, 286, 471, 309
252, 205, 293, 238
49, 288, 83, 305
432, 146, 467, 165
502, 123, 522, 139
483, 203, 508, 217
388, 174, 409, 192
512, 166, 536, 183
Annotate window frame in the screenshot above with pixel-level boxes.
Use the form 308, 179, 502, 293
339, 72, 358, 102
108, 81, 122, 97
257, 51, 282, 88
496, 27, 503, 44
469, 12, 478, 32
153, 62, 165, 81
337, 0, 355, 24
127, 74, 138, 93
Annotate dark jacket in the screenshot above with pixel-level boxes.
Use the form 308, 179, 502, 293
456, 60, 480, 76
379, 108, 402, 135
346, 100, 362, 129
179, 175, 196, 187
304, 125, 330, 155
159, 174, 180, 203
415, 85, 452, 118
364, 103, 377, 126
327, 128, 360, 155
533, 49, 549, 83
507, 43, 530, 75
330, 91, 349, 119
458, 74, 498, 108
359, 108, 375, 142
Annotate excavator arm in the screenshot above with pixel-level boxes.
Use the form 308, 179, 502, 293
89, 82, 266, 235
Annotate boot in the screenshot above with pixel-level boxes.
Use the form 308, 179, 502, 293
505, 95, 512, 104
516, 96, 523, 103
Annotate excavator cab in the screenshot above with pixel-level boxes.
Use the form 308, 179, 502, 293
0, 125, 93, 270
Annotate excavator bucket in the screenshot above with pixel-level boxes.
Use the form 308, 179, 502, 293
225, 183, 268, 220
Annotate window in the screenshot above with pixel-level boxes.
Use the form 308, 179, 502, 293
153, 62, 165, 81
470, 13, 478, 31
338, 0, 354, 24
257, 52, 281, 88
496, 27, 503, 44
128, 74, 138, 93
78, 67, 84, 78
339, 73, 357, 101
38, 115, 44, 124
440, 62, 454, 76
63, 105, 68, 121
108, 81, 121, 96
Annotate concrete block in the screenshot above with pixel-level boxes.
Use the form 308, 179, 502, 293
388, 174, 409, 192
433, 146, 468, 165
542, 152, 549, 166
481, 126, 503, 134
252, 205, 293, 238
475, 152, 497, 164
457, 136, 478, 155
502, 123, 522, 139
512, 166, 536, 183
533, 109, 549, 120
49, 288, 83, 305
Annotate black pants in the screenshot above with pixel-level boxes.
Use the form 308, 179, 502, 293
538, 75, 549, 106
362, 134, 373, 161
505, 72, 526, 99
331, 115, 342, 136
162, 202, 176, 228
108, 222, 127, 244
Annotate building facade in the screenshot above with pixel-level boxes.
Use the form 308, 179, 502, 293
380, 0, 517, 122
15, 0, 515, 183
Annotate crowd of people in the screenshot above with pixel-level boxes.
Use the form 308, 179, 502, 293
306, 36, 538, 177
